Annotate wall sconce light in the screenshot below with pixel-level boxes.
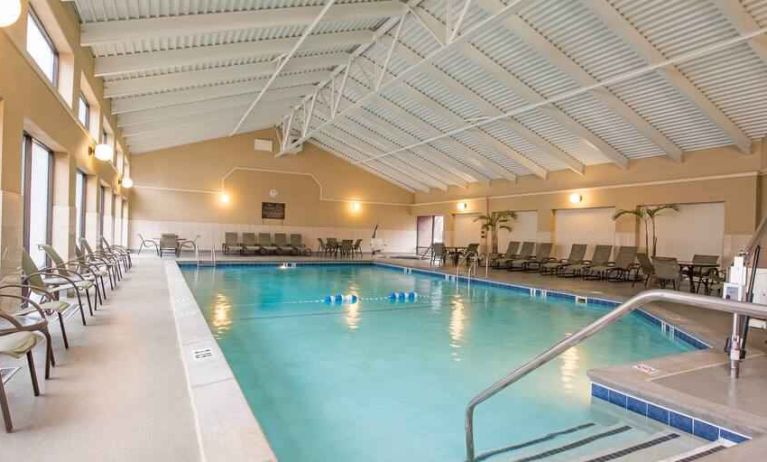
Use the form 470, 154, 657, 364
219, 192, 231, 205
119, 177, 134, 189
0, 0, 21, 28
569, 193, 583, 204
350, 201, 362, 213
89, 143, 114, 162
457, 202, 468, 211
269, 189, 279, 198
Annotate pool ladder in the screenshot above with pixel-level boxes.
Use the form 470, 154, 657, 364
463, 290, 767, 461
195, 241, 217, 267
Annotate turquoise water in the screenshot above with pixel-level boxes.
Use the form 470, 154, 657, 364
181, 264, 696, 461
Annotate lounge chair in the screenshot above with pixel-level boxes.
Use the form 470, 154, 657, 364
223, 232, 243, 255
290, 234, 310, 255
560, 245, 612, 278
489, 241, 519, 268
74, 244, 114, 294
340, 240, 354, 258
39, 244, 104, 310
506, 242, 536, 271
541, 244, 587, 275
352, 239, 363, 258
326, 238, 339, 257
523, 243, 554, 272
136, 233, 159, 256
242, 233, 260, 255
653, 257, 682, 289
100, 237, 132, 270
633, 253, 655, 287
274, 233, 293, 254
258, 233, 279, 254
178, 235, 200, 255
0, 320, 47, 432
22, 251, 93, 326
604, 246, 639, 282
316, 238, 327, 256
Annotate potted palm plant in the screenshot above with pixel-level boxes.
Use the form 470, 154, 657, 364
612, 204, 678, 257
474, 211, 516, 255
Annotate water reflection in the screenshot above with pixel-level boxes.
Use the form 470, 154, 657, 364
345, 283, 361, 330
449, 296, 467, 362
211, 292, 232, 337
560, 346, 580, 393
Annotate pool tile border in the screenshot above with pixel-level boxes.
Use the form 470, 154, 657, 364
591, 383, 750, 444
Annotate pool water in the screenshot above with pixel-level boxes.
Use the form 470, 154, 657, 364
181, 264, 696, 461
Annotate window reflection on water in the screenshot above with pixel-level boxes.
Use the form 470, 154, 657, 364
449, 296, 466, 362
211, 292, 232, 336
559, 346, 580, 393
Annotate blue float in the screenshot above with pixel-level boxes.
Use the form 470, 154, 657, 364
389, 291, 418, 301
325, 294, 358, 304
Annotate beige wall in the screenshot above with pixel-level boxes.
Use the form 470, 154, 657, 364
0, 0, 130, 273
413, 145, 765, 261
130, 130, 417, 252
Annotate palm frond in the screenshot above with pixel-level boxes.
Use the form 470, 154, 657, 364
498, 225, 513, 232
612, 208, 645, 220
646, 204, 679, 218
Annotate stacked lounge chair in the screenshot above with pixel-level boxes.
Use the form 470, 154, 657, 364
489, 241, 520, 268
559, 245, 612, 278
258, 233, 279, 254
223, 233, 243, 255
605, 246, 639, 281
541, 244, 587, 275
242, 233, 261, 255
523, 243, 554, 272
290, 234, 310, 255
273, 233, 294, 254
505, 242, 536, 271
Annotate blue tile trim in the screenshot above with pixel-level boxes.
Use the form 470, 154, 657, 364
591, 382, 750, 444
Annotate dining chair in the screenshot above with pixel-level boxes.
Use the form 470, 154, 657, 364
136, 233, 159, 256
652, 257, 682, 290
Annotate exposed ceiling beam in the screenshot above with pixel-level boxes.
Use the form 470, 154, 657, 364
105, 53, 350, 98
344, 78, 518, 182
455, 42, 629, 168
112, 74, 325, 114
473, 0, 683, 161
81, 1, 406, 46
715, 0, 767, 66
310, 138, 418, 193
584, 0, 751, 154
117, 95, 301, 128
94, 30, 373, 77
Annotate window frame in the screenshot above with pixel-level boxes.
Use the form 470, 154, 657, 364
21, 133, 54, 261
75, 170, 87, 239
98, 184, 106, 239
78, 94, 90, 129
26, 7, 59, 87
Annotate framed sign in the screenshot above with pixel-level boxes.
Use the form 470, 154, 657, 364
262, 202, 286, 220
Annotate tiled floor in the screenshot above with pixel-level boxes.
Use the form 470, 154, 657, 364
0, 257, 200, 462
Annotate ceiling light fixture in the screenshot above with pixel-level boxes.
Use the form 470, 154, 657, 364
120, 177, 134, 189
458, 202, 468, 211
569, 193, 583, 204
93, 143, 113, 162
0, 0, 21, 28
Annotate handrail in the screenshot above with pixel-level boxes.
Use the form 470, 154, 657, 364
464, 289, 767, 461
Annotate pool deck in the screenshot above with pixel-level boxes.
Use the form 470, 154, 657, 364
2, 253, 767, 461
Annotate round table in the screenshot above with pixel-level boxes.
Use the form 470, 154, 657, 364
677, 261, 719, 293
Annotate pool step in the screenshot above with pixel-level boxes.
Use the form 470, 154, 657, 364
480, 422, 723, 462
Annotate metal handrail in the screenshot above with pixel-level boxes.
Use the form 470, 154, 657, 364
464, 289, 767, 461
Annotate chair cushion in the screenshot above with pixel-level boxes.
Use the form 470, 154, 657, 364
0, 331, 39, 359
41, 300, 70, 313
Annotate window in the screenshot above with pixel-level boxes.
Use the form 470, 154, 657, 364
78, 95, 90, 129
98, 185, 105, 239
22, 134, 53, 267
26, 8, 58, 85
75, 170, 86, 239
122, 199, 128, 246
101, 127, 115, 163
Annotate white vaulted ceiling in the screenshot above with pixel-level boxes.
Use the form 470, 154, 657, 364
67, 0, 767, 192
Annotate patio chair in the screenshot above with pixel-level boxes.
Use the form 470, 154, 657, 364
653, 257, 682, 290
340, 240, 354, 259
22, 251, 92, 326
431, 243, 447, 266
500, 241, 534, 269
326, 238, 339, 257
506, 242, 537, 271
241, 233, 260, 255
633, 253, 655, 288
178, 235, 200, 255
316, 238, 327, 257
604, 246, 639, 282
560, 245, 612, 278
290, 234, 310, 255
460, 243, 480, 267
258, 233, 279, 255
223, 233, 243, 255
136, 233, 159, 256
99, 237, 132, 270
690, 254, 720, 293
0, 280, 56, 376
39, 244, 103, 310
159, 234, 179, 257
541, 244, 587, 275
274, 233, 293, 255
73, 244, 113, 296
80, 238, 122, 285
352, 239, 363, 258
0, 325, 45, 432
523, 243, 554, 272
489, 241, 519, 268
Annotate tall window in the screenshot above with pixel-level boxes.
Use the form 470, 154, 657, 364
98, 185, 105, 239
75, 170, 86, 240
122, 199, 128, 246
26, 8, 58, 85
22, 134, 53, 267
78, 95, 90, 128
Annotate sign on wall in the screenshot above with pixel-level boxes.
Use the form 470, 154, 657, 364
262, 202, 286, 220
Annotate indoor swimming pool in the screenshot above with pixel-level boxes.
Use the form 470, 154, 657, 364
180, 263, 701, 461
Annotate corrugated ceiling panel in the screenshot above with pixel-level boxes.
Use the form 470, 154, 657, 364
744, 0, 767, 25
